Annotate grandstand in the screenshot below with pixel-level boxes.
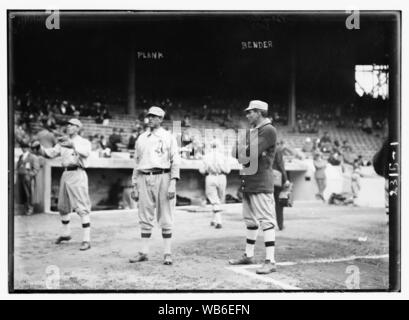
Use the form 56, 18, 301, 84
19, 109, 383, 162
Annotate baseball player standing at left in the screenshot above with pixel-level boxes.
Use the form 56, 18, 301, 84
129, 106, 180, 265
34, 119, 92, 251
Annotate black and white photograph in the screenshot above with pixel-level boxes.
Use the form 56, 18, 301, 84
8, 9, 401, 293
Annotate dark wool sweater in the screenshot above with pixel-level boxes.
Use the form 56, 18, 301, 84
238, 119, 277, 193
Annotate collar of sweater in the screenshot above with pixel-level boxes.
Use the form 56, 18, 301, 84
251, 118, 271, 130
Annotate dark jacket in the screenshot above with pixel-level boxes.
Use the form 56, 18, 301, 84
273, 145, 288, 185
16, 152, 40, 177
239, 119, 277, 193
373, 138, 389, 178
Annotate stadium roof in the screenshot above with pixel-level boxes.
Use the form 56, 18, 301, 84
9, 11, 399, 101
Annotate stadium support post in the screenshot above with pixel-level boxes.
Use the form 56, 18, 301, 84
127, 34, 136, 116
288, 43, 296, 128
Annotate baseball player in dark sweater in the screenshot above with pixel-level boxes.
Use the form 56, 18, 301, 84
229, 100, 278, 274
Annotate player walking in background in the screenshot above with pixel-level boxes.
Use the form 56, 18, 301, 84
199, 138, 231, 229
229, 100, 278, 274
129, 106, 180, 265
33, 119, 92, 251
313, 151, 328, 201
351, 160, 362, 205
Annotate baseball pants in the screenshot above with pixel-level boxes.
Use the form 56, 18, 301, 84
205, 174, 226, 211
242, 192, 276, 230
58, 169, 91, 216
315, 178, 327, 196
136, 173, 175, 232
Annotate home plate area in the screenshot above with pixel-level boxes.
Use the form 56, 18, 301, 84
13, 203, 389, 291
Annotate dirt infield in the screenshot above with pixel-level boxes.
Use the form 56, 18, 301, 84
12, 202, 389, 291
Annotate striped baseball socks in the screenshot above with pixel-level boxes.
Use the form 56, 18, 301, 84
263, 226, 276, 263
61, 214, 71, 237
245, 226, 259, 258
141, 229, 152, 254
162, 229, 172, 255
81, 215, 91, 242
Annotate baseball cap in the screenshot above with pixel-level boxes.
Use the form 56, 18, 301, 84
67, 118, 83, 128
244, 100, 268, 112
147, 106, 165, 118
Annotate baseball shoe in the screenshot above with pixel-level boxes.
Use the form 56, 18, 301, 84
79, 241, 91, 251
256, 260, 277, 274
129, 252, 148, 263
228, 254, 255, 265
163, 254, 173, 265
55, 235, 72, 244
215, 223, 222, 229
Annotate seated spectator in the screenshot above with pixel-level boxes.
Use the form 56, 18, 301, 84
45, 111, 57, 130
59, 101, 68, 115
127, 129, 138, 150
279, 140, 305, 160
181, 130, 192, 147
69, 104, 77, 115
333, 140, 341, 153
99, 135, 109, 150
95, 113, 104, 124
73, 110, 80, 119
319, 131, 332, 153
138, 109, 148, 122
98, 135, 111, 158
35, 125, 57, 148
108, 128, 122, 152
302, 137, 314, 153
356, 155, 370, 167
328, 150, 342, 166
15, 121, 30, 147
91, 134, 101, 151
341, 140, 353, 153
181, 115, 191, 128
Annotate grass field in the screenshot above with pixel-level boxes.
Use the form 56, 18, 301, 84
12, 202, 389, 291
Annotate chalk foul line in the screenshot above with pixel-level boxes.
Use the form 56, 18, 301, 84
225, 266, 301, 290
226, 254, 388, 290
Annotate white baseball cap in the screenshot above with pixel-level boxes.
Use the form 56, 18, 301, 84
67, 118, 83, 128
244, 100, 268, 112
147, 106, 165, 118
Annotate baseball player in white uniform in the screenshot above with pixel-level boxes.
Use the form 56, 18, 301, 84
35, 118, 92, 251
199, 139, 231, 228
129, 106, 180, 265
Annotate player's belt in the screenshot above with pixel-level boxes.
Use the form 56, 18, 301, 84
140, 169, 170, 175
63, 166, 82, 171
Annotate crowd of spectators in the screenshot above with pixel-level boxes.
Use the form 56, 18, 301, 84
298, 131, 373, 169
14, 89, 387, 165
